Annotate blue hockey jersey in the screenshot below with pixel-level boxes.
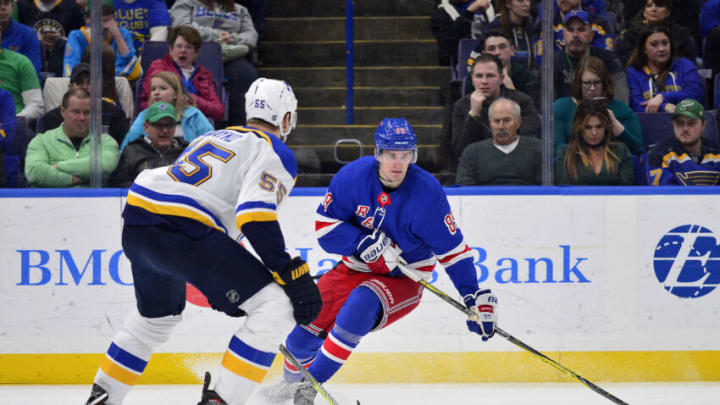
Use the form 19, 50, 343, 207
626, 58, 705, 113
114, 0, 171, 52
1, 20, 42, 74
314, 156, 480, 298
648, 136, 720, 185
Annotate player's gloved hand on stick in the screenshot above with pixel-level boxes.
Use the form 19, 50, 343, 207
463, 289, 497, 341
273, 257, 322, 325
354, 231, 402, 273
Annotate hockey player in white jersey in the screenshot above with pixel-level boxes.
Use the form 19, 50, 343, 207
85, 78, 322, 405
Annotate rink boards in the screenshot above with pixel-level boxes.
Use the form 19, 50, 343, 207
1, 187, 719, 384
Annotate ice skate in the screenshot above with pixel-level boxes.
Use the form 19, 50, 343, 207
85, 383, 109, 405
293, 379, 317, 405
255, 378, 298, 403
197, 372, 227, 405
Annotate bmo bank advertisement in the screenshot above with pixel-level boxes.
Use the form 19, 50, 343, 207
1, 189, 719, 383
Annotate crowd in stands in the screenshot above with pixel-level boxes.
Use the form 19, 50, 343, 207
1, 0, 720, 188
0, 0, 265, 188
436, 0, 720, 186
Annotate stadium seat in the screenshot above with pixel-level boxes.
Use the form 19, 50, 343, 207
454, 38, 477, 81
8, 117, 32, 187
637, 110, 719, 149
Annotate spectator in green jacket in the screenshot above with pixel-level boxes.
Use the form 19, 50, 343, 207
25, 87, 119, 187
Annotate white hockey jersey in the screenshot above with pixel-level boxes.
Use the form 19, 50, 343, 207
124, 126, 297, 241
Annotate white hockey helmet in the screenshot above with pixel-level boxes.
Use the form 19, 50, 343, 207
245, 78, 298, 139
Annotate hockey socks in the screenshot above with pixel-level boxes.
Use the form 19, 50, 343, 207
216, 336, 276, 405
307, 286, 381, 383
94, 333, 152, 405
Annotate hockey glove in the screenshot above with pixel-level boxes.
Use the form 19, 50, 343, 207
272, 257, 322, 325
463, 289, 497, 341
354, 231, 402, 274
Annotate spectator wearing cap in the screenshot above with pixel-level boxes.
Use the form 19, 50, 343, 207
648, 99, 720, 185
626, 24, 704, 113
63, 0, 141, 80
16, 0, 84, 79
466, 30, 539, 105
114, 0, 171, 52
121, 71, 213, 150
25, 88, 119, 187
140, 25, 224, 122
533, 0, 615, 66
0, 0, 42, 75
42, 63, 128, 146
110, 101, 186, 187
0, 27, 43, 119
553, 9, 627, 102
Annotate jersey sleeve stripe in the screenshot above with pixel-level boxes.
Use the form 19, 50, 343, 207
236, 201, 277, 213
437, 244, 473, 267
127, 185, 227, 233
236, 211, 278, 229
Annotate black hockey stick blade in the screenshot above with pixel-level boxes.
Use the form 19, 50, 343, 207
278, 344, 361, 405
395, 261, 629, 405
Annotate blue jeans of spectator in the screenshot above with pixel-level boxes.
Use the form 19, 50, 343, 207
224, 56, 259, 126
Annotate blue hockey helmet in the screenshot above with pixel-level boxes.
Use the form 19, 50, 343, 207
374, 118, 417, 163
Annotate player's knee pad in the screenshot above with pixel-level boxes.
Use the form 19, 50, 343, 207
335, 286, 382, 338
235, 283, 295, 353
123, 309, 182, 349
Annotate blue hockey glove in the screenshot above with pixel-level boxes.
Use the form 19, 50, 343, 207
272, 257, 323, 325
355, 231, 401, 274
463, 289, 497, 341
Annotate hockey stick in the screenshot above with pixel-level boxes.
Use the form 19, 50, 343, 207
395, 261, 629, 405
278, 344, 360, 405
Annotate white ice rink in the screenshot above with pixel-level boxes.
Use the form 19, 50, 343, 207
3, 382, 719, 405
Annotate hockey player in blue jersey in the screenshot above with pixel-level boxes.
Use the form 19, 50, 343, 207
265, 118, 499, 405
84, 78, 322, 405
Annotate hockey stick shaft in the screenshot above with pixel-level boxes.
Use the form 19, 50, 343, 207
395, 263, 629, 405
278, 344, 360, 405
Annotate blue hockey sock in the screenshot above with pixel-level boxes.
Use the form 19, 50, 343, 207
283, 325, 324, 382
308, 286, 381, 383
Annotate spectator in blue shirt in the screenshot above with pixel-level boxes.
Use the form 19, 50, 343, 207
0, 0, 42, 75
626, 25, 704, 113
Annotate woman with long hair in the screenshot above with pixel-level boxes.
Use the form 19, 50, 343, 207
120, 71, 213, 150
554, 56, 643, 155
616, 0, 695, 62
626, 24, 704, 113
483, 0, 535, 68
555, 99, 634, 185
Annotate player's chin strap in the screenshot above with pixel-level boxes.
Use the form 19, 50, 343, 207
279, 344, 361, 405
395, 258, 630, 405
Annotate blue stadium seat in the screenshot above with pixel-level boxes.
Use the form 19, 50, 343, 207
454, 38, 478, 81
7, 117, 32, 187
632, 153, 649, 185
637, 111, 719, 149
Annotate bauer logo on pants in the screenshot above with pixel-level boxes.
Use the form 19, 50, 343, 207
653, 225, 720, 298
